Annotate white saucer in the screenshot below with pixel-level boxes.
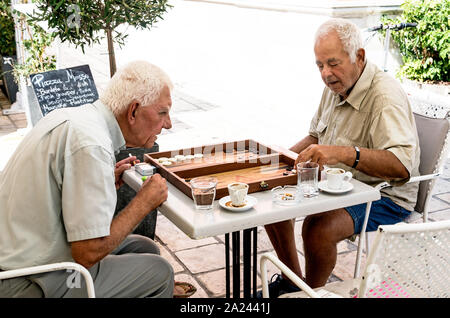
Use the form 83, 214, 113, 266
219, 195, 257, 212
318, 180, 354, 194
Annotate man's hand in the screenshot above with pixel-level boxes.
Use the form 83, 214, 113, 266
136, 173, 168, 211
295, 144, 352, 171
114, 156, 140, 189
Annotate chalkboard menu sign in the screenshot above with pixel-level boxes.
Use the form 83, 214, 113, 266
29, 64, 99, 117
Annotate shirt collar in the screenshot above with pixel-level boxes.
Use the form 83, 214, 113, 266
335, 61, 376, 110
93, 100, 126, 154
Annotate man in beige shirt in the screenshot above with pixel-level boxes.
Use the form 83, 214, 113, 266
261, 18, 420, 297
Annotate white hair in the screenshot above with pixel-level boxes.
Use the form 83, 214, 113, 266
314, 18, 363, 63
100, 60, 173, 116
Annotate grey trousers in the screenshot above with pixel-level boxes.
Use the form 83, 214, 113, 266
0, 234, 174, 298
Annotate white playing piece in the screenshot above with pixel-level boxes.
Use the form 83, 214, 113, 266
158, 157, 169, 163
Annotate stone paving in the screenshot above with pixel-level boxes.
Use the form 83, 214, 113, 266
1, 0, 449, 298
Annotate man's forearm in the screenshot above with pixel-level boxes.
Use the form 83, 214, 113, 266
71, 195, 157, 268
354, 147, 409, 180
331, 145, 409, 180
296, 142, 409, 180
290, 135, 318, 153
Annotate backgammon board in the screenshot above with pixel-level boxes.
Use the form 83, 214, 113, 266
144, 140, 298, 200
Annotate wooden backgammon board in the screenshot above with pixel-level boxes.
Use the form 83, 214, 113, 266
144, 139, 298, 200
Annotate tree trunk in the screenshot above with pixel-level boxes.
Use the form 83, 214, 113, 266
106, 28, 116, 77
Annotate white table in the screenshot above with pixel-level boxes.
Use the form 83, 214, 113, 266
124, 167, 380, 298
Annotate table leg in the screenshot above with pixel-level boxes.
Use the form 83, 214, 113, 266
225, 233, 230, 298
253, 227, 257, 297
225, 228, 258, 298
243, 229, 251, 298
232, 232, 240, 298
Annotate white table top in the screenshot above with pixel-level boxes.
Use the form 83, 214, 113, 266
124, 168, 380, 239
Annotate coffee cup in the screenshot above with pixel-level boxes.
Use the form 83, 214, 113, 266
325, 168, 352, 190
227, 182, 249, 207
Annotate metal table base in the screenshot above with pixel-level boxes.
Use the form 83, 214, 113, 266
225, 227, 258, 298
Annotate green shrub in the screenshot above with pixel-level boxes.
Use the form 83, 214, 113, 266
12, 20, 56, 84
0, 0, 16, 56
381, 0, 449, 83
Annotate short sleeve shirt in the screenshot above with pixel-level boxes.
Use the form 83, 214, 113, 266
0, 101, 126, 270
309, 61, 420, 211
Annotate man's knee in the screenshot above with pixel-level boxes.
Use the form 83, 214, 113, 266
143, 255, 174, 298
115, 234, 160, 255
302, 214, 329, 243
302, 210, 354, 244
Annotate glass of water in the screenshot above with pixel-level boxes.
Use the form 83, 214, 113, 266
190, 176, 218, 210
297, 162, 319, 198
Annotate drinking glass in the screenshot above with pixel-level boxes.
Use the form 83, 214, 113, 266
190, 176, 218, 210
297, 162, 319, 198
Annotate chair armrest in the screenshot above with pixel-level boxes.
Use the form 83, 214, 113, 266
407, 173, 439, 184
374, 172, 439, 191
260, 253, 320, 298
0, 262, 95, 298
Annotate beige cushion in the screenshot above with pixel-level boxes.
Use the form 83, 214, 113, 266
413, 113, 449, 212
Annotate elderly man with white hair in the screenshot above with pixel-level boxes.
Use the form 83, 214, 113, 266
260, 18, 420, 298
0, 61, 194, 298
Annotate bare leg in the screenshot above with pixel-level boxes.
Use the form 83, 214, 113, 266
264, 219, 303, 282
302, 208, 354, 288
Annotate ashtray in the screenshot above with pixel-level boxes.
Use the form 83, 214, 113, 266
271, 185, 301, 206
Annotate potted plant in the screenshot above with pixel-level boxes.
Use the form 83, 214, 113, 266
29, 0, 172, 77
0, 0, 19, 103
380, 0, 449, 114
12, 15, 56, 125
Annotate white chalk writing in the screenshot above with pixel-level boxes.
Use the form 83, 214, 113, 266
30, 65, 98, 116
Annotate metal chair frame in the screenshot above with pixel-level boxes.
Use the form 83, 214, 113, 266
0, 262, 95, 298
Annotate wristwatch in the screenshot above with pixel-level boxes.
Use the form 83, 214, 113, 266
352, 146, 360, 168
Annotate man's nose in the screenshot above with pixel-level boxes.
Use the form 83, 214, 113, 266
164, 115, 172, 130
321, 65, 332, 78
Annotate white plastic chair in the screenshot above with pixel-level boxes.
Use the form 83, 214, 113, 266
354, 111, 450, 277
260, 219, 450, 298
0, 262, 95, 298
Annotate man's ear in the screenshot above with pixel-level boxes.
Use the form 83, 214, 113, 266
127, 101, 140, 124
356, 48, 366, 66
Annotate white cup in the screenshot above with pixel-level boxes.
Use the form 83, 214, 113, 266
325, 168, 352, 190
227, 182, 249, 207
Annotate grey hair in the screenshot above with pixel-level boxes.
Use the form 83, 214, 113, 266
100, 60, 173, 116
314, 18, 363, 63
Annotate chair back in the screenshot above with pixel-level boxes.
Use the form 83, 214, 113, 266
358, 220, 450, 298
413, 112, 450, 213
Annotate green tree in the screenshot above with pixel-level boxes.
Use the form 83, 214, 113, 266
381, 0, 449, 83
0, 0, 17, 56
29, 0, 172, 77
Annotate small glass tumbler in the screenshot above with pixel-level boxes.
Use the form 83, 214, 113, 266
190, 176, 218, 210
297, 162, 319, 198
